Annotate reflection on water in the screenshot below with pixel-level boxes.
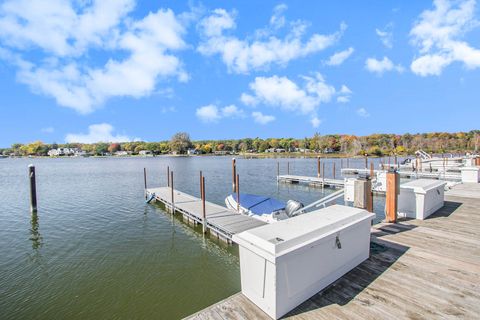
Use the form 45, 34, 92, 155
30, 212, 43, 250
0, 156, 390, 319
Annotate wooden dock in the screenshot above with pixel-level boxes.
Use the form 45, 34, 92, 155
278, 174, 345, 188
146, 187, 266, 243
184, 183, 480, 319
341, 168, 462, 181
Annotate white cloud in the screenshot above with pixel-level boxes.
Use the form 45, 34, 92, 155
0, 1, 188, 113
376, 23, 393, 48
325, 47, 354, 66
310, 116, 321, 128
196, 104, 245, 123
41, 127, 54, 133
198, 7, 346, 73
65, 123, 134, 143
356, 108, 370, 118
241, 74, 348, 127
410, 0, 480, 76
365, 56, 404, 74
337, 85, 352, 103
252, 111, 275, 124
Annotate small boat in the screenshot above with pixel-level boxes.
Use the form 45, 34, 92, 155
225, 193, 304, 223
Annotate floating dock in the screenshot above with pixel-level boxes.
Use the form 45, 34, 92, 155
277, 174, 345, 188
146, 187, 266, 243
341, 168, 462, 181
184, 183, 480, 319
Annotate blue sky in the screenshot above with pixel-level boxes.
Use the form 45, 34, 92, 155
0, 0, 479, 147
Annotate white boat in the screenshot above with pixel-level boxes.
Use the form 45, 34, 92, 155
225, 193, 303, 223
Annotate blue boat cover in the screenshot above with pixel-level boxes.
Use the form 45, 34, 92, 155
232, 193, 285, 215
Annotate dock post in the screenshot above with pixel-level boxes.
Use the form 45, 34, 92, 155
28, 165, 37, 213
333, 162, 336, 180
341, 158, 343, 169
232, 158, 236, 193
317, 157, 320, 178
202, 176, 207, 234
199, 171, 203, 198
347, 158, 349, 168
287, 162, 290, 175
236, 174, 240, 212
170, 171, 175, 214
143, 167, 147, 199
167, 166, 170, 187
277, 162, 280, 179
354, 177, 372, 212
365, 154, 368, 169
386, 170, 399, 223
394, 155, 397, 166
370, 162, 374, 179
322, 162, 325, 190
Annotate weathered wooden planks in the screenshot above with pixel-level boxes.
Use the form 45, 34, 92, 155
277, 174, 345, 188
146, 187, 266, 242
184, 188, 480, 320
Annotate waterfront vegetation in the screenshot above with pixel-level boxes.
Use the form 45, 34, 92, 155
2, 130, 479, 157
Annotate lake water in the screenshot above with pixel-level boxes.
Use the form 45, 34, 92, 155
0, 156, 389, 319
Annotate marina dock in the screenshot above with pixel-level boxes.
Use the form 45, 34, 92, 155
146, 187, 266, 243
277, 174, 345, 188
184, 183, 480, 319
342, 168, 462, 181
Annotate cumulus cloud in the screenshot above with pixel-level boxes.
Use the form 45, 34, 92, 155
252, 111, 275, 124
0, 0, 189, 113
65, 123, 134, 143
337, 85, 352, 103
325, 47, 354, 66
310, 116, 321, 128
356, 108, 370, 118
410, 0, 480, 76
241, 74, 348, 127
196, 104, 245, 122
197, 6, 346, 73
376, 23, 394, 48
365, 56, 404, 74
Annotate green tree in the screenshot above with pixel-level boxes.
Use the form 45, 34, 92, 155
170, 132, 192, 154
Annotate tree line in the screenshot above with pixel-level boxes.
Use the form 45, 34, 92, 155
2, 130, 479, 157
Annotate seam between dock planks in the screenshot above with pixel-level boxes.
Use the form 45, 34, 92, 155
146, 187, 266, 243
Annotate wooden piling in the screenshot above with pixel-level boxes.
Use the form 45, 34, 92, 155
199, 171, 203, 198
277, 162, 280, 178
28, 165, 37, 213
370, 162, 374, 179
365, 154, 368, 168
354, 177, 372, 213
386, 171, 399, 223
170, 171, 174, 214
143, 167, 147, 199
202, 176, 206, 234
317, 157, 320, 178
341, 159, 343, 169
232, 158, 236, 193
322, 162, 325, 190
287, 162, 290, 175
333, 162, 336, 180
167, 166, 170, 187
347, 158, 349, 168
236, 174, 240, 212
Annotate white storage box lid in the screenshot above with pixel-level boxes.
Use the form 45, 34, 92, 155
400, 179, 447, 194
232, 205, 374, 262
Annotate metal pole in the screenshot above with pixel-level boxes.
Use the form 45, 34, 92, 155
170, 171, 174, 214
202, 176, 207, 234
28, 165, 37, 212
236, 174, 240, 212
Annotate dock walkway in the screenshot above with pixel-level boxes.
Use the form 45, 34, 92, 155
146, 187, 266, 243
342, 168, 462, 181
184, 183, 480, 319
278, 174, 344, 188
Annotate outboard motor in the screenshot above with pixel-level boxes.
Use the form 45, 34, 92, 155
285, 200, 304, 217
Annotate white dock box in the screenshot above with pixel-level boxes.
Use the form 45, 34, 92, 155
232, 205, 374, 319
398, 179, 446, 220
461, 166, 480, 183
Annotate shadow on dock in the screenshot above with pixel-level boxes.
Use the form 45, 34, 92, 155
285, 240, 409, 318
